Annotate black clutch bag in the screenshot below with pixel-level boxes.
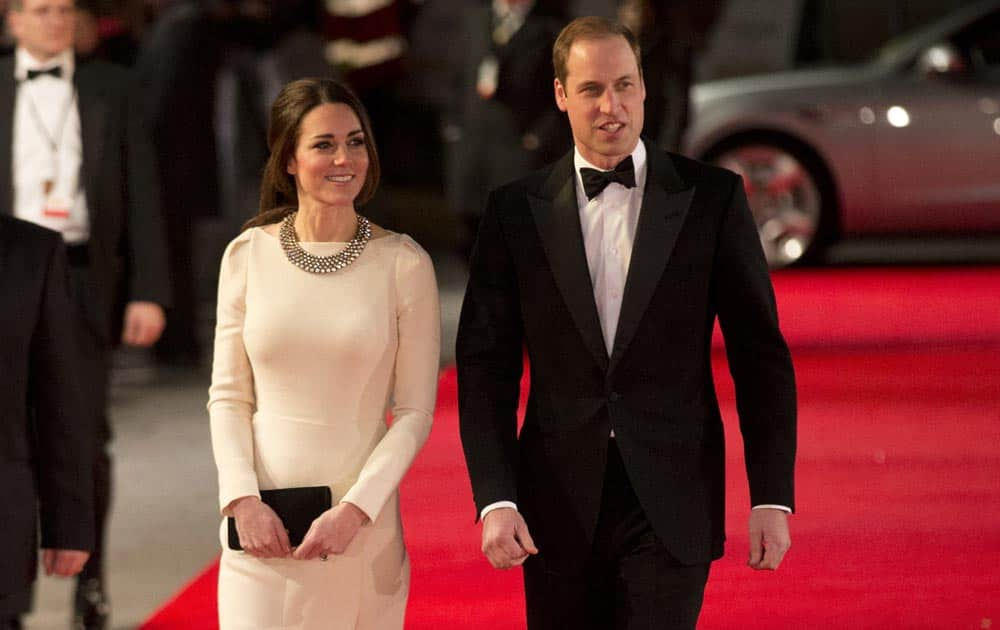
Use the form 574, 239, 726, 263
227, 486, 333, 551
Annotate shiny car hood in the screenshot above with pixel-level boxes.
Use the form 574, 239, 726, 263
692, 66, 886, 105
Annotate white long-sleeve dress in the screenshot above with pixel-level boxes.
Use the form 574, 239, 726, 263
208, 226, 440, 629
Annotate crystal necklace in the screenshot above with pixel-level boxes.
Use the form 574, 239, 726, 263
279, 211, 372, 274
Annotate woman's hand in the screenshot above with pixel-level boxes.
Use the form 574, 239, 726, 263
292, 502, 370, 561
230, 496, 292, 558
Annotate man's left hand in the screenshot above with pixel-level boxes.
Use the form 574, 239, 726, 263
748, 508, 790, 571
121, 301, 166, 347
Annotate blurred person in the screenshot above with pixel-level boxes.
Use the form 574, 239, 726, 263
0, 216, 93, 630
72, 2, 97, 55
133, 0, 228, 365
457, 16, 796, 629
213, 0, 334, 237
321, 0, 410, 94
321, 0, 426, 188
618, 0, 723, 151
443, 0, 571, 255
72, 1, 142, 66
0, 0, 170, 627
208, 78, 439, 629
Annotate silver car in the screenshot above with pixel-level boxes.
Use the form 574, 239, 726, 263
685, 0, 1000, 266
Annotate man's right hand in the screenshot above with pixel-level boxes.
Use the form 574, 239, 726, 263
230, 496, 292, 558
41, 549, 90, 577
481, 507, 538, 569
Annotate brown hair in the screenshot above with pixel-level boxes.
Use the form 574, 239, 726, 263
552, 16, 642, 86
244, 78, 381, 230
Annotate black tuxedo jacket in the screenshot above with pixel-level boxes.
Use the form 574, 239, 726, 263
0, 55, 170, 342
0, 216, 93, 599
457, 143, 796, 570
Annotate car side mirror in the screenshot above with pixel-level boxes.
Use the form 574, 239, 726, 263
916, 43, 968, 77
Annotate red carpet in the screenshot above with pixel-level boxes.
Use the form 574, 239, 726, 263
143, 268, 1000, 629
731, 267, 1000, 349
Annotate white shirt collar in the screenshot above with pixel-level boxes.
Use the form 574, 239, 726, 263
14, 47, 75, 82
573, 140, 648, 198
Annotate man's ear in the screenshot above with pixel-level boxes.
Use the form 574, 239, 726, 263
554, 78, 568, 112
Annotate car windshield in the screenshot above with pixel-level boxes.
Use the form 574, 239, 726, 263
869, 1, 997, 66
872, 34, 915, 65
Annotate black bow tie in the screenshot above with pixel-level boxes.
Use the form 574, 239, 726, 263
580, 156, 636, 200
27, 66, 62, 80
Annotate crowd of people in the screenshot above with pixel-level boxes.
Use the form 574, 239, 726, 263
0, 3, 797, 630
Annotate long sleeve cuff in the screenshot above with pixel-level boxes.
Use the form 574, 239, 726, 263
752, 504, 792, 513
480, 500, 518, 521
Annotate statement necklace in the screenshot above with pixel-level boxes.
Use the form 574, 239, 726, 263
279, 211, 372, 274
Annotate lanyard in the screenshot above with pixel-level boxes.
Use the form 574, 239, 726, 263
20, 79, 78, 194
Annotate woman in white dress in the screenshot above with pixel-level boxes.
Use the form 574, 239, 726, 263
208, 78, 440, 629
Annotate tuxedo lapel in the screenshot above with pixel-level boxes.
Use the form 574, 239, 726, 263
529, 152, 609, 372
0, 57, 15, 215
610, 145, 695, 369
74, 63, 108, 206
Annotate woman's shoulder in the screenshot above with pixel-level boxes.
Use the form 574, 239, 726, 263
220, 226, 270, 267
371, 227, 431, 266
223, 227, 255, 253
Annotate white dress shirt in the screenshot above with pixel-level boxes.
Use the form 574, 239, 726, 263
12, 47, 89, 243
574, 142, 646, 355
480, 142, 790, 519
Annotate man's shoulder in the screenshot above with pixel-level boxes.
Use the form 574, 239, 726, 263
74, 57, 131, 86
656, 147, 740, 188
490, 155, 570, 203
492, 166, 553, 199
0, 53, 13, 79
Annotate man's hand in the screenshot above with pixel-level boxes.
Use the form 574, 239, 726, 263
292, 502, 369, 561
230, 496, 292, 558
121, 301, 165, 347
41, 549, 90, 577
481, 507, 538, 569
748, 508, 791, 570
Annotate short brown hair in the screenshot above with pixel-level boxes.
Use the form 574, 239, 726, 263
245, 78, 381, 230
552, 16, 642, 86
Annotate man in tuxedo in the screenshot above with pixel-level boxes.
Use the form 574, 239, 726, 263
1, 1, 170, 627
457, 16, 796, 629
0, 216, 93, 630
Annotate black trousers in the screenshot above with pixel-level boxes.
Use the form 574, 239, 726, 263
523, 441, 710, 630
67, 262, 113, 586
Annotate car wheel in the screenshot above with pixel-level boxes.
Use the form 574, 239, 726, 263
710, 142, 831, 267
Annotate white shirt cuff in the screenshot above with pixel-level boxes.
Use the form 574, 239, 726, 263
480, 500, 518, 521
752, 504, 792, 513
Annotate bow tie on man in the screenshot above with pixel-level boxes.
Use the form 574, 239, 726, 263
27, 66, 62, 80
580, 155, 636, 200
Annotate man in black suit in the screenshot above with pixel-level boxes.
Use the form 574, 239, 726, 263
1, 1, 170, 627
457, 16, 796, 629
444, 0, 571, 252
0, 216, 93, 630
